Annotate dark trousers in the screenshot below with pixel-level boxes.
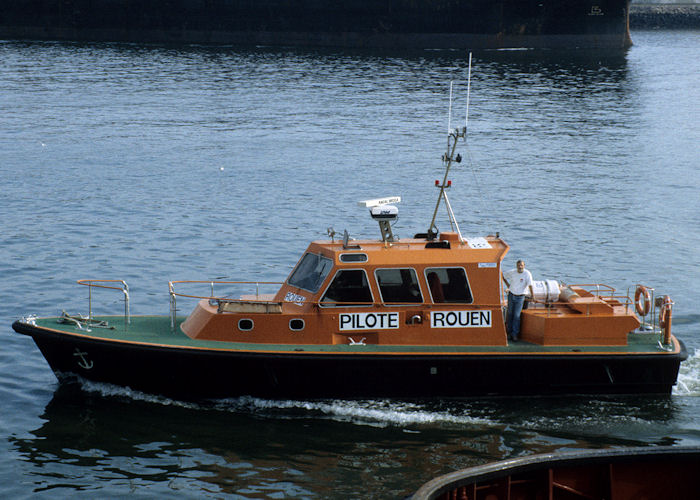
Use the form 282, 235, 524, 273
506, 292, 525, 340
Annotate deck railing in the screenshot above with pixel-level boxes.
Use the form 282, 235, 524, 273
77, 279, 130, 326
168, 280, 284, 330
507, 283, 638, 317
567, 283, 635, 314
567, 283, 617, 298
167, 279, 662, 337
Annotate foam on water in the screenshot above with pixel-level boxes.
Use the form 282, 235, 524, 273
219, 397, 492, 427
78, 378, 491, 428
79, 378, 203, 409
675, 347, 700, 396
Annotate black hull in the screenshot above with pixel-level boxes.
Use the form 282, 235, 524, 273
0, 0, 632, 49
13, 321, 685, 400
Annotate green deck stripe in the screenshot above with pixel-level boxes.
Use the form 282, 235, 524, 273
31, 316, 671, 355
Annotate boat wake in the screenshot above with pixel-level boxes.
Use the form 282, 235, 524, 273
213, 397, 492, 428
74, 378, 490, 427
77, 378, 203, 410
674, 347, 700, 396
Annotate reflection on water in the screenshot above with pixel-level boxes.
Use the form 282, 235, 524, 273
9, 380, 698, 497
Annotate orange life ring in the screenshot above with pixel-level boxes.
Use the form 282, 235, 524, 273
659, 295, 673, 330
634, 285, 651, 316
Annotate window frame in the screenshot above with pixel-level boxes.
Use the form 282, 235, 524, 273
319, 268, 374, 308
373, 267, 424, 305
286, 252, 334, 293
238, 318, 254, 331
339, 253, 368, 263
424, 266, 474, 304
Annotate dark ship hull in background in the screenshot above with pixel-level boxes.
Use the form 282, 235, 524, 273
0, 0, 631, 49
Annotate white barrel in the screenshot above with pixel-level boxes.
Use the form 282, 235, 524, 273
531, 280, 561, 302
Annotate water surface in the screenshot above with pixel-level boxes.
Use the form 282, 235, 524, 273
1, 30, 699, 498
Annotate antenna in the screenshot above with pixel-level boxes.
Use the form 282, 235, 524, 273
428, 65, 474, 240
465, 52, 472, 132
447, 81, 453, 149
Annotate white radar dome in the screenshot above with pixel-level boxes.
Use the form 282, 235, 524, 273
370, 205, 398, 221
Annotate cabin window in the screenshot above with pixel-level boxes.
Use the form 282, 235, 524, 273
289, 319, 305, 331
425, 267, 473, 304
321, 269, 373, 306
340, 253, 368, 263
238, 319, 254, 331
287, 252, 333, 293
375, 268, 423, 304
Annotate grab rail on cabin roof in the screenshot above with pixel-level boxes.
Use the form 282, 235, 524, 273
77, 279, 130, 327
168, 280, 284, 331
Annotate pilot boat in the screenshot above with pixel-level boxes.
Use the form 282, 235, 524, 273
12, 111, 687, 400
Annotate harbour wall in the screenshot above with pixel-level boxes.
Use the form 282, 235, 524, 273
0, 0, 632, 49
0, 1, 697, 49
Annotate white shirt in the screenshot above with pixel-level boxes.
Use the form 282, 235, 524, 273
504, 268, 533, 296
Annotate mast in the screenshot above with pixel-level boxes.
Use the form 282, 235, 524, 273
427, 54, 472, 240
427, 127, 466, 240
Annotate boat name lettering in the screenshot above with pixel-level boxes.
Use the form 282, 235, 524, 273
339, 312, 399, 331
284, 292, 306, 306
431, 310, 491, 328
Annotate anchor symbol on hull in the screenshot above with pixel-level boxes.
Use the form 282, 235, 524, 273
73, 348, 93, 370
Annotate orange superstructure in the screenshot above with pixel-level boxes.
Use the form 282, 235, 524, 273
180, 228, 644, 350
182, 231, 511, 346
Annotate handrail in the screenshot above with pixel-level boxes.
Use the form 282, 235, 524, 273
516, 282, 635, 318
168, 280, 284, 331
567, 283, 616, 297
77, 279, 130, 326
168, 280, 284, 301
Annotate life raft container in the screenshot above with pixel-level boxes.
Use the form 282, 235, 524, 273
531, 280, 561, 302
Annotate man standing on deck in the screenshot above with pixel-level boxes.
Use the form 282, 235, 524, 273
502, 260, 534, 342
